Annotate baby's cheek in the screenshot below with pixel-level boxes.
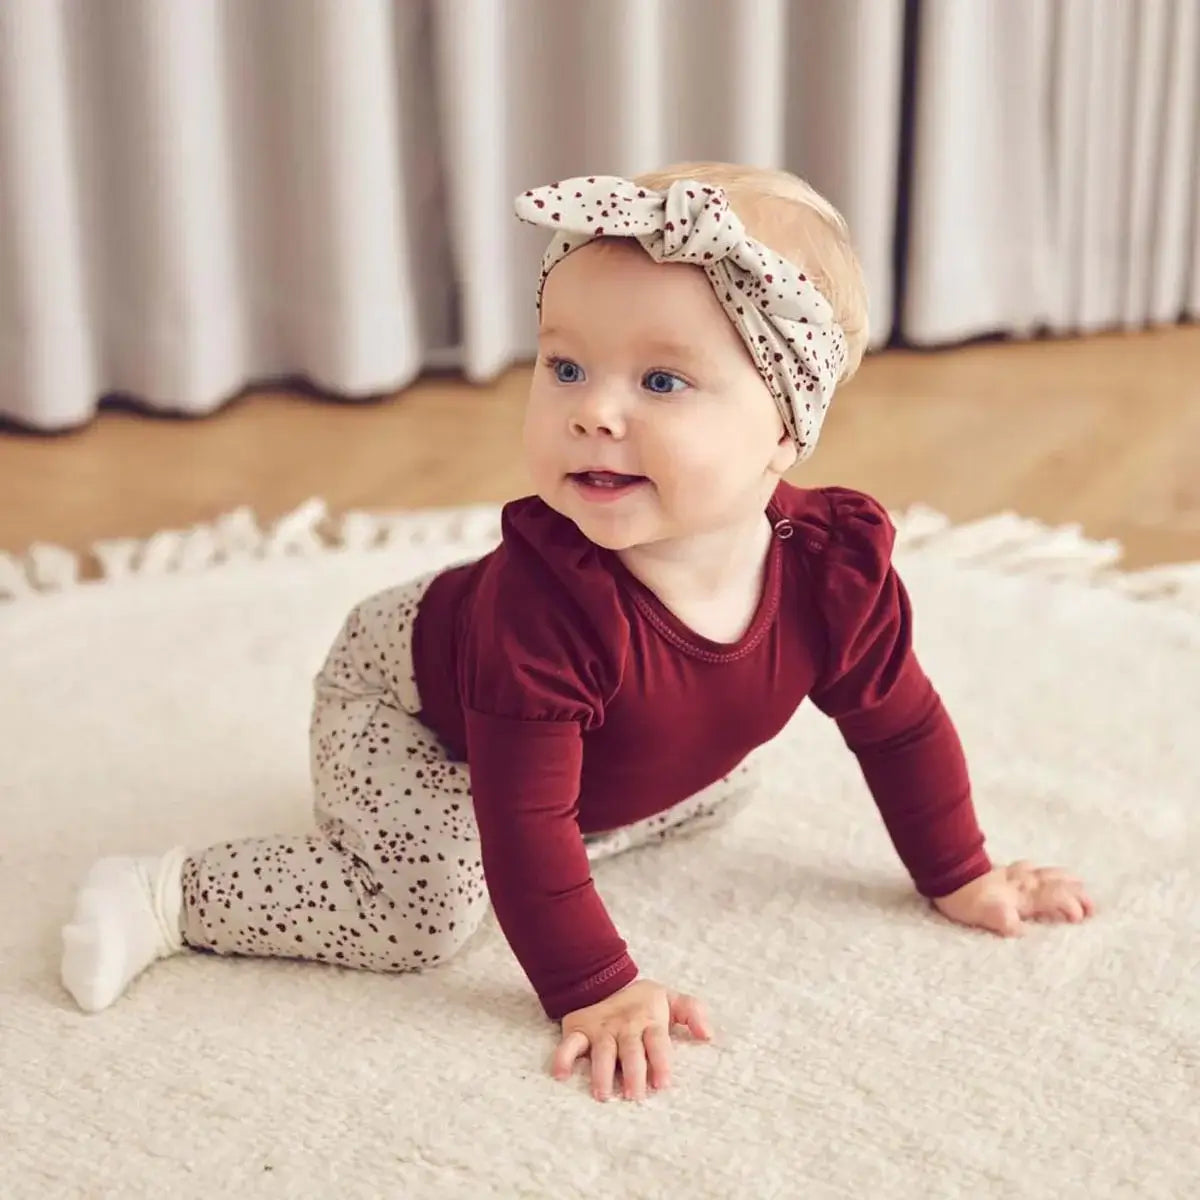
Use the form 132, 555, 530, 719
658, 454, 738, 517
521, 406, 560, 475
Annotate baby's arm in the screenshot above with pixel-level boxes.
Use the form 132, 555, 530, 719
832, 672, 1094, 933
467, 711, 711, 1103
464, 709, 638, 1018
459, 507, 718, 1098
833, 672, 989, 899
807, 488, 1093, 933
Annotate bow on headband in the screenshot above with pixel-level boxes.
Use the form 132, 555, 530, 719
513, 175, 848, 456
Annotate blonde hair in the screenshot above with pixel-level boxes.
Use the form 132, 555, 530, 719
633, 162, 869, 383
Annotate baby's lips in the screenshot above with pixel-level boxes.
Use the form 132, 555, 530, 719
570, 469, 646, 483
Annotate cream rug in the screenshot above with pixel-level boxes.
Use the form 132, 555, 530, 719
2, 501, 1198, 1200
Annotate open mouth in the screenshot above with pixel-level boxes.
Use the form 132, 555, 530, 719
568, 470, 648, 501
569, 470, 645, 488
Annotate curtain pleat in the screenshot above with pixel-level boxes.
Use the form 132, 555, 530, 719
2, 0, 449, 429
0, 0, 95, 429
784, 0, 907, 345
903, 0, 1200, 344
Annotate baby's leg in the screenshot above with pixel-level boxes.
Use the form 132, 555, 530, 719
181, 829, 434, 970
180, 690, 488, 972
62, 574, 489, 1011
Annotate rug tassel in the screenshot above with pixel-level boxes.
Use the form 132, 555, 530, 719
2, 500, 1197, 613
893, 507, 1125, 580
894, 506, 1200, 609
0, 542, 82, 598
332, 505, 502, 552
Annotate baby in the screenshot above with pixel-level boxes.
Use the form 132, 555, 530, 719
60, 162, 1093, 1103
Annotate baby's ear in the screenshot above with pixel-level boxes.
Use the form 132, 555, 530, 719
770, 431, 799, 475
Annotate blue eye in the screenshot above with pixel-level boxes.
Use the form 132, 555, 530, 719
548, 357, 585, 384
643, 370, 688, 395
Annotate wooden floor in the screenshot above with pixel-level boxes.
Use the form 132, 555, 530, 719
2, 326, 1198, 570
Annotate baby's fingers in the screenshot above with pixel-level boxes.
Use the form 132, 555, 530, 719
643, 1023, 672, 1092
668, 992, 713, 1041
618, 1032, 648, 1101
1036, 881, 1095, 923
590, 1035, 618, 1102
984, 897, 1025, 937
551, 1030, 590, 1080
1031, 866, 1082, 886
1066, 881, 1095, 917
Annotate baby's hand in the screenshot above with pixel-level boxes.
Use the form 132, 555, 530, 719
933, 861, 1095, 936
550, 978, 712, 1102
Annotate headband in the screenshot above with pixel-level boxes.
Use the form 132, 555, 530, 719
513, 174, 848, 457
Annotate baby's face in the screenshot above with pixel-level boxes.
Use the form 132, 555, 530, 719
523, 240, 794, 552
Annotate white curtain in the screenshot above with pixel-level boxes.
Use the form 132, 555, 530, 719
0, 0, 454, 430
904, 0, 1200, 343
0, 0, 1196, 431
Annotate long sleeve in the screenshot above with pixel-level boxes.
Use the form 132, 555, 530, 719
807, 489, 992, 897
455, 498, 638, 1019
464, 711, 637, 1019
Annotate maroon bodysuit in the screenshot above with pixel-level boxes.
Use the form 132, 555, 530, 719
411, 482, 990, 1019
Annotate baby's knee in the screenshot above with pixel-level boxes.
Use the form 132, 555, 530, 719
390, 897, 487, 969
385, 861, 490, 967
318, 583, 431, 710
416, 915, 484, 967
313, 602, 382, 696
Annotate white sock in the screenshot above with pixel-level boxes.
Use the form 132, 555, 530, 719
60, 847, 187, 1013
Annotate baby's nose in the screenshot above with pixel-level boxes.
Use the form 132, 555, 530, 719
569, 392, 627, 437
570, 413, 621, 437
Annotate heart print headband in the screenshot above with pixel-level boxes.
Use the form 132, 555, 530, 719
514, 175, 848, 457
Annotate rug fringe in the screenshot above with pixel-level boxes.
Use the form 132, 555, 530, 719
893, 504, 1200, 610
0, 501, 502, 602
2, 500, 1198, 613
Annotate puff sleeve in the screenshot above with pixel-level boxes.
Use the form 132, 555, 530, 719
457, 501, 638, 1018
806, 489, 992, 898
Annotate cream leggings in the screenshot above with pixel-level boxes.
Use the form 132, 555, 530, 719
180, 574, 758, 977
